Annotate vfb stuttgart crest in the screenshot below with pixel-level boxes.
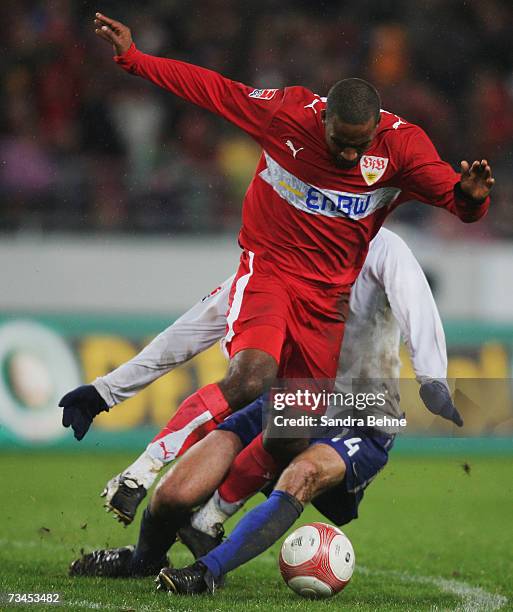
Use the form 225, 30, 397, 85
360, 155, 388, 186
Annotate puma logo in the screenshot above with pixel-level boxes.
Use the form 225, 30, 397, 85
159, 440, 173, 460
381, 109, 407, 130
304, 98, 321, 114
285, 139, 304, 159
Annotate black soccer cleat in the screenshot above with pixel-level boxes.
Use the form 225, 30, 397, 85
105, 476, 147, 526
69, 545, 167, 578
156, 561, 218, 595
177, 523, 224, 559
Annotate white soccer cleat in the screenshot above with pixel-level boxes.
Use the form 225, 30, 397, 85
100, 451, 164, 525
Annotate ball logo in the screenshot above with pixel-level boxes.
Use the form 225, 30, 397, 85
360, 155, 389, 186
280, 522, 355, 599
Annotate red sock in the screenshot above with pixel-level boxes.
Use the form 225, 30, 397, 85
218, 433, 281, 503
149, 383, 231, 461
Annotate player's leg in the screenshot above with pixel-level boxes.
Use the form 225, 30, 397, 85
106, 256, 288, 524
147, 348, 274, 453
227, 280, 350, 498
103, 392, 267, 526
193, 421, 395, 544
136, 251, 288, 466
103, 347, 276, 526
70, 398, 267, 577
131, 429, 243, 570
189, 282, 349, 538
157, 443, 346, 594
188, 284, 349, 535
190, 431, 307, 536
158, 425, 395, 595
69, 429, 242, 578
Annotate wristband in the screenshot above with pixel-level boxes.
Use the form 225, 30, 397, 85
454, 181, 487, 206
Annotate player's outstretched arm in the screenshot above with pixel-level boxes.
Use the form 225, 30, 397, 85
60, 276, 232, 442
376, 230, 463, 427
92, 13, 284, 141
93, 276, 233, 407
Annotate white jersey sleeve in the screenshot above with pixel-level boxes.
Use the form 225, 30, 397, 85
93, 276, 233, 407
372, 228, 448, 383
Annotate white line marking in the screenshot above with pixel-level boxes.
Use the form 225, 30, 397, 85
1, 538, 508, 610
358, 565, 508, 611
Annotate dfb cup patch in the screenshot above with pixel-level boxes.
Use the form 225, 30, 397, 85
360, 156, 388, 186
201, 285, 223, 302
248, 88, 278, 100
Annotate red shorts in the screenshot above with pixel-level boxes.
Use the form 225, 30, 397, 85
225, 250, 350, 379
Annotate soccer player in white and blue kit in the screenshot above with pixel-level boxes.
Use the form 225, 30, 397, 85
67, 228, 462, 583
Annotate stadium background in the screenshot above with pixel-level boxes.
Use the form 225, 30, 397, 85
1, 0, 512, 448
0, 2, 512, 610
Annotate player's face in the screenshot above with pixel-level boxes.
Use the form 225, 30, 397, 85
323, 114, 379, 169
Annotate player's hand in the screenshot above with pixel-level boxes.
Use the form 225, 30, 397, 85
459, 159, 495, 203
60, 384, 109, 441
419, 380, 463, 427
94, 12, 132, 56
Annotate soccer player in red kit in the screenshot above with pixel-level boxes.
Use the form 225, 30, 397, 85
61, 11, 493, 586
66, 12, 494, 444
65, 5, 492, 517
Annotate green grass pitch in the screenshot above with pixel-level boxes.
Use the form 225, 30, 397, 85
0, 451, 511, 611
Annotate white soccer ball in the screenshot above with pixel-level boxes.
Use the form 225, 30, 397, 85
279, 522, 355, 599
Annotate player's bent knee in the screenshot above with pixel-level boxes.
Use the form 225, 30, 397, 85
152, 482, 195, 515
151, 429, 243, 516
275, 459, 322, 504
151, 468, 195, 513
276, 443, 347, 504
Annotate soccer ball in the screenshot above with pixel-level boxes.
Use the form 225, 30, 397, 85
279, 522, 355, 598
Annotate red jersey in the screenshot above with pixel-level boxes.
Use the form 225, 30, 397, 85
115, 45, 489, 288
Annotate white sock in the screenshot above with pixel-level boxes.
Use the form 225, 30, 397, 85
191, 490, 244, 537
123, 449, 164, 490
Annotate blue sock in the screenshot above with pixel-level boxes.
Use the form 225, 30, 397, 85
199, 490, 303, 579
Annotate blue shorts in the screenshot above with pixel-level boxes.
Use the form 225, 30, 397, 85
309, 428, 394, 525
217, 397, 395, 526
217, 396, 266, 447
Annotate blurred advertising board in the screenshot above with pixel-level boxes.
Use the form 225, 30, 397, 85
0, 315, 512, 451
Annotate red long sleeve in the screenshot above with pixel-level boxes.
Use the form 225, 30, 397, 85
114, 43, 285, 143
398, 126, 489, 223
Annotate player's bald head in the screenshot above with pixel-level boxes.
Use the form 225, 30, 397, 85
325, 78, 381, 125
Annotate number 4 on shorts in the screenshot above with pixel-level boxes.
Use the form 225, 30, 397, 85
331, 436, 362, 457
